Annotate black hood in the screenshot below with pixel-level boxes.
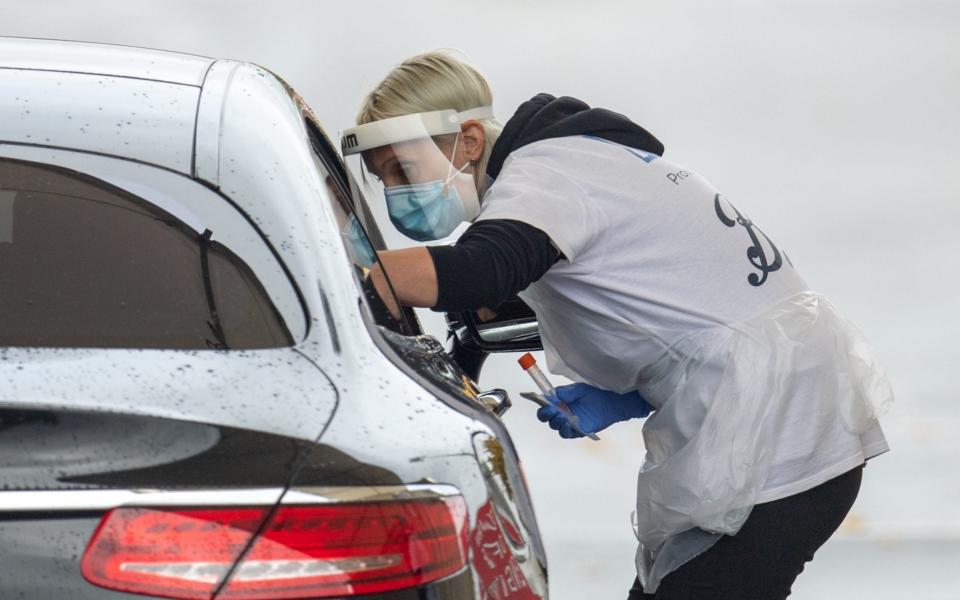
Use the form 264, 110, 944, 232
487, 93, 665, 181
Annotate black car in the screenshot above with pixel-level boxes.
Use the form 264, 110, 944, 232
0, 36, 547, 599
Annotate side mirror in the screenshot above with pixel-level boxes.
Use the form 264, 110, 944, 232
447, 296, 542, 353
476, 388, 512, 416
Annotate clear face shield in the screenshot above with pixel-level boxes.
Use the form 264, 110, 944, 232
341, 107, 493, 243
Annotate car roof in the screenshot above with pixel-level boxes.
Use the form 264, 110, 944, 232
0, 36, 213, 174
0, 36, 214, 85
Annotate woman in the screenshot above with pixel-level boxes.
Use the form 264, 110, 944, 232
340, 51, 893, 599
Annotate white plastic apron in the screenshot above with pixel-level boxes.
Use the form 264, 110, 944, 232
522, 289, 893, 592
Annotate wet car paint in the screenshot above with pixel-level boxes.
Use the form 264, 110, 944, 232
0, 407, 472, 599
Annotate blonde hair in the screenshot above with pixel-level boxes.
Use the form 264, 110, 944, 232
356, 50, 502, 194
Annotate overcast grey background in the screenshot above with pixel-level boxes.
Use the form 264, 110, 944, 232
2, 1, 958, 598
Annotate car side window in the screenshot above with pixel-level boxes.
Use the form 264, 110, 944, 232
304, 120, 419, 337
0, 157, 293, 349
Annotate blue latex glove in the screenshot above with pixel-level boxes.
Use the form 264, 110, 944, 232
536, 383, 653, 439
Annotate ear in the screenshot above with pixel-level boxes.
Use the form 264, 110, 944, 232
460, 120, 485, 162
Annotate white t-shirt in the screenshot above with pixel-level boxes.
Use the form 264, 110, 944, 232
476, 135, 891, 587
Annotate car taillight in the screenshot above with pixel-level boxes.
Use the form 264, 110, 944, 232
220, 498, 469, 599
81, 497, 469, 599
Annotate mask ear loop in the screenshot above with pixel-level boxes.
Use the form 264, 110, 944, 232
442, 131, 472, 194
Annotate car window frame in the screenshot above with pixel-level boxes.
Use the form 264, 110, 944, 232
302, 117, 423, 338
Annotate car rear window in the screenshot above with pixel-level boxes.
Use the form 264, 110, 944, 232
0, 157, 293, 349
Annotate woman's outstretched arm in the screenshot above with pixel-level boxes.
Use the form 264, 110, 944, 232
369, 219, 560, 319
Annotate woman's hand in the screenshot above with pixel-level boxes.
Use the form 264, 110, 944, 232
536, 383, 653, 439
475, 307, 498, 322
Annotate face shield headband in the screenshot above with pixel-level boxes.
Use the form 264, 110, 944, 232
340, 107, 494, 241
340, 107, 495, 157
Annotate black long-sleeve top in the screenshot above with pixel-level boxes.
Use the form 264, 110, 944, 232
426, 219, 561, 312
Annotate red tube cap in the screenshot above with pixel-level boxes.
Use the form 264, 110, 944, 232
518, 353, 537, 370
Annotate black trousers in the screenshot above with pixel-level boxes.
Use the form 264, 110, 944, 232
627, 463, 864, 600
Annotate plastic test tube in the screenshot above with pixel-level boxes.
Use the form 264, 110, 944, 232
518, 353, 601, 441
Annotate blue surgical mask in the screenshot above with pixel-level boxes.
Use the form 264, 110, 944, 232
384, 179, 471, 242
342, 214, 377, 268
383, 143, 478, 242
